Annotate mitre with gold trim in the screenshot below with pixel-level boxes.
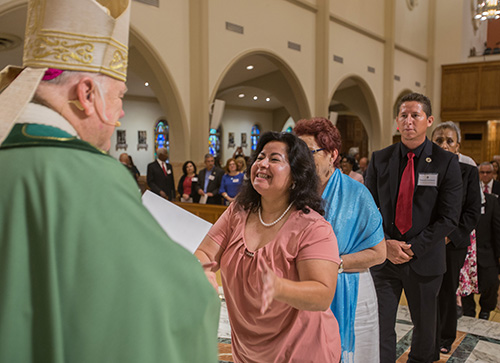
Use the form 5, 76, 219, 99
0, 0, 131, 143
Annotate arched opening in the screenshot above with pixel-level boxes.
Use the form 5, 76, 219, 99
329, 76, 381, 158
209, 51, 310, 161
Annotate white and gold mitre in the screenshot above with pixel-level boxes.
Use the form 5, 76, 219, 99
23, 0, 130, 82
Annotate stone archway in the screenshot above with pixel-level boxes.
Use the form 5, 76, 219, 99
209, 50, 310, 161
329, 75, 381, 155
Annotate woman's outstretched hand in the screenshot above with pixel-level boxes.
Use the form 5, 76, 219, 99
259, 258, 279, 314
202, 261, 219, 291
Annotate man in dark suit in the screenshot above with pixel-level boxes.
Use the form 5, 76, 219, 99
462, 191, 500, 320
479, 162, 500, 197
365, 93, 462, 363
146, 148, 175, 200
194, 153, 223, 205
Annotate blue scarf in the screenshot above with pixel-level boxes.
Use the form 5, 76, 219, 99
322, 169, 384, 362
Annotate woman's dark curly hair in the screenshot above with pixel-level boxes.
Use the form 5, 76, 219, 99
236, 131, 324, 215
182, 160, 197, 175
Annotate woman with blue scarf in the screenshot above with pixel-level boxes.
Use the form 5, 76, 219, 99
295, 118, 386, 363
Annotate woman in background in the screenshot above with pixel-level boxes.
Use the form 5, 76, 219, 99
341, 155, 364, 184
220, 158, 244, 205
196, 131, 341, 362
432, 121, 481, 356
295, 117, 386, 363
177, 161, 199, 203
235, 156, 247, 173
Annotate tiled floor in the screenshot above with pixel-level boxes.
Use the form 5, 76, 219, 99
217, 290, 500, 363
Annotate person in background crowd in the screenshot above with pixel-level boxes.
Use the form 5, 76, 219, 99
491, 160, 499, 181
461, 189, 500, 320
220, 158, 244, 205
195, 153, 224, 205
431, 121, 481, 356
196, 131, 342, 362
341, 155, 364, 184
128, 155, 140, 179
235, 155, 247, 173
119, 152, 138, 181
479, 162, 500, 197
365, 93, 462, 363
348, 146, 361, 171
177, 160, 199, 203
147, 148, 175, 200
358, 156, 369, 179
295, 118, 386, 363
0, 0, 220, 361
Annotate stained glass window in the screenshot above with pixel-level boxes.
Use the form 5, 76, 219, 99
154, 119, 169, 159
209, 128, 221, 157
286, 126, 292, 133
251, 125, 260, 151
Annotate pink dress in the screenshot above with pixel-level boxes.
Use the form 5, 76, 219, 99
208, 203, 341, 363
348, 170, 364, 184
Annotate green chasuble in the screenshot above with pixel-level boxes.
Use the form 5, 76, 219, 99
0, 124, 220, 363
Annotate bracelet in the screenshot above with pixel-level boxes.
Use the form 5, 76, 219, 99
338, 258, 344, 274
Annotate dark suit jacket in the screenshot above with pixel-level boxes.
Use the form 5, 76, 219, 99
476, 193, 500, 268
146, 161, 175, 200
194, 167, 224, 205
365, 139, 462, 276
448, 162, 481, 249
177, 174, 200, 203
490, 180, 500, 197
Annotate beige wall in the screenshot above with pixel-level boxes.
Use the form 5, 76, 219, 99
0, 0, 494, 161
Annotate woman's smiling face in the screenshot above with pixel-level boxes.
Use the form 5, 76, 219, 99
250, 141, 292, 198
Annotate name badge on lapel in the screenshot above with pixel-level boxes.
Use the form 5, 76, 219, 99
166, 169, 171, 174
232, 178, 240, 183
209, 174, 215, 181
417, 173, 438, 186
192, 177, 198, 182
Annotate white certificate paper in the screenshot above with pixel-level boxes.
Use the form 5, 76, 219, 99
142, 190, 212, 253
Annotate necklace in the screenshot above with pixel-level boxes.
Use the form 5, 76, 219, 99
258, 202, 294, 227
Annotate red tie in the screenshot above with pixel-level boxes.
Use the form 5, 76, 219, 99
395, 152, 415, 235
162, 163, 168, 176
484, 184, 489, 194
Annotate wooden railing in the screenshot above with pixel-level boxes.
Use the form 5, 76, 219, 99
173, 202, 227, 224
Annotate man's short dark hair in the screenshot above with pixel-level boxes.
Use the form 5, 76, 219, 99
204, 153, 214, 160
397, 93, 432, 118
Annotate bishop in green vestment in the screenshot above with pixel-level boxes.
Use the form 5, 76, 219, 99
0, 0, 220, 362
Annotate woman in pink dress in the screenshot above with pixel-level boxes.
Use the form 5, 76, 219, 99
196, 131, 341, 362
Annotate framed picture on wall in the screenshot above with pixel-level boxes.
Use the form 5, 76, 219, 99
116, 130, 128, 151
241, 132, 247, 147
228, 132, 235, 148
138, 130, 148, 151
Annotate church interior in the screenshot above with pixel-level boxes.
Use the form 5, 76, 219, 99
1, 0, 500, 361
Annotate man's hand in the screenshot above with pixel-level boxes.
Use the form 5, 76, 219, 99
386, 239, 413, 264
159, 190, 167, 199
198, 189, 205, 196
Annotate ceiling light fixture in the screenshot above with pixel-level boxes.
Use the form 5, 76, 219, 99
246, 65, 254, 70
144, 82, 149, 87
253, 96, 258, 100
265, 97, 271, 102
238, 93, 245, 98
474, 0, 500, 20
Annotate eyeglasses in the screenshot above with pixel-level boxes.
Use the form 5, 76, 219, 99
479, 171, 492, 174
310, 148, 325, 154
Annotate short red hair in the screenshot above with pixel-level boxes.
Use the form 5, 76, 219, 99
294, 117, 342, 168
